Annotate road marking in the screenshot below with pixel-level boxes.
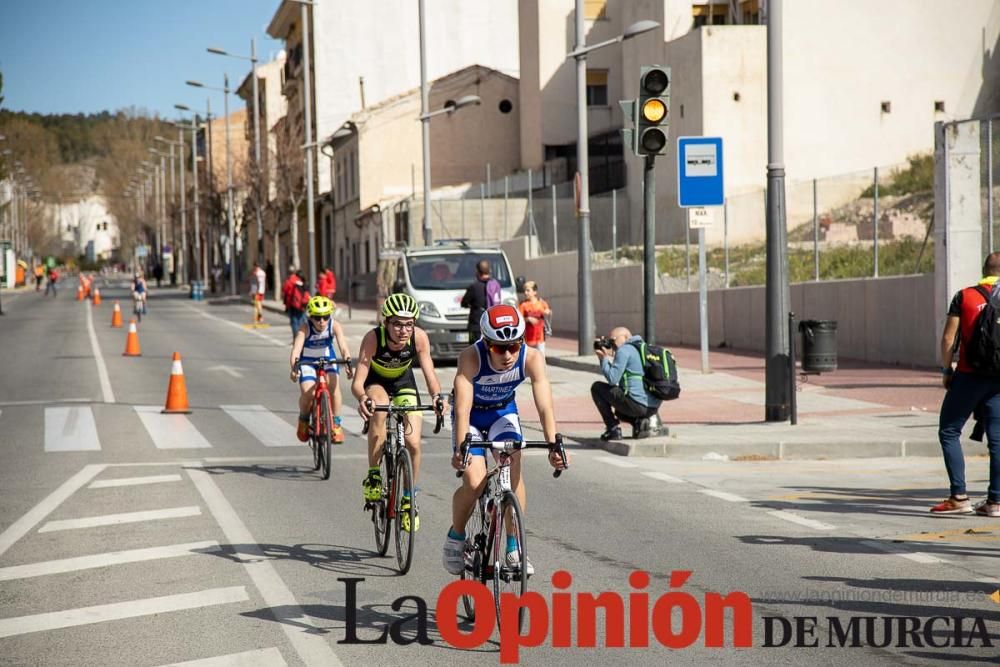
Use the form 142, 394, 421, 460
767, 510, 836, 531
135, 406, 212, 449
339, 412, 366, 436
86, 300, 116, 403
201, 455, 314, 463
0, 586, 248, 639
44, 407, 102, 452
0, 465, 105, 557
89, 474, 183, 489
208, 366, 247, 378
642, 471, 685, 484
221, 405, 298, 447
161, 648, 287, 667
188, 466, 344, 666
38, 506, 202, 533
185, 305, 286, 347
859, 539, 949, 564
698, 489, 749, 503
0, 398, 93, 407
594, 455, 639, 469
0, 540, 218, 581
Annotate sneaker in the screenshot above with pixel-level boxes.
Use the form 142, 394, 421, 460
400, 498, 419, 532
332, 425, 344, 444
599, 426, 622, 441
974, 500, 1000, 517
363, 471, 382, 502
296, 416, 310, 443
929, 496, 973, 514
442, 534, 465, 575
632, 418, 655, 439
505, 549, 535, 577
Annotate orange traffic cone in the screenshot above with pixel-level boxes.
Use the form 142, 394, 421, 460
162, 352, 192, 414
92, 288, 101, 306
76, 285, 84, 301
111, 301, 123, 328
123, 319, 141, 356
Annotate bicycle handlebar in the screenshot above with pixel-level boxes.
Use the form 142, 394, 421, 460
455, 433, 568, 479
360, 400, 444, 436
293, 358, 353, 371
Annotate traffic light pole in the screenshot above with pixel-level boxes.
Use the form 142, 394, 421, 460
643, 154, 656, 344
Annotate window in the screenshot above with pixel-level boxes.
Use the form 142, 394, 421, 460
881, 101, 892, 114
584, 0, 607, 20
693, 3, 728, 27
739, 0, 760, 24
586, 70, 609, 107
934, 100, 945, 113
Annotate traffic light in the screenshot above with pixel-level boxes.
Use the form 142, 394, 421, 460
637, 65, 670, 156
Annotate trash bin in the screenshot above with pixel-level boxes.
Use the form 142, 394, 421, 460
798, 320, 837, 373
190, 280, 205, 301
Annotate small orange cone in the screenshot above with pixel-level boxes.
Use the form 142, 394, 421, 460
162, 352, 192, 414
123, 319, 141, 356
92, 288, 102, 306
111, 301, 123, 328
76, 285, 84, 301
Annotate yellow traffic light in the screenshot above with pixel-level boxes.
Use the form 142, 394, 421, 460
642, 99, 666, 123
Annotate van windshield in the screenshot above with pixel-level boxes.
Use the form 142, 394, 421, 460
406, 253, 512, 290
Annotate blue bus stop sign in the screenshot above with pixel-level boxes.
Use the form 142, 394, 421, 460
677, 137, 724, 208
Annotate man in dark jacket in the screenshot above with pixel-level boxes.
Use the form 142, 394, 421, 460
460, 259, 501, 341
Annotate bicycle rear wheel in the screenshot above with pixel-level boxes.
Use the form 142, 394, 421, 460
393, 448, 416, 574
318, 393, 333, 480
460, 496, 488, 622
372, 451, 391, 556
494, 492, 528, 635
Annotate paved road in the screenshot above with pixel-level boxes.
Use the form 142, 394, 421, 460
1, 282, 998, 665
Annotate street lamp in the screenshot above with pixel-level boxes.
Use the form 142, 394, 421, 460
155, 136, 180, 284
567, 7, 659, 355
187, 76, 236, 296
208, 40, 264, 264
148, 147, 167, 274
175, 104, 201, 284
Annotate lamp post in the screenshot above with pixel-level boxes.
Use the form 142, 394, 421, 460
187, 77, 236, 296
208, 39, 264, 264
567, 9, 659, 355
157, 132, 187, 284
175, 104, 201, 284
146, 149, 166, 272
155, 136, 179, 283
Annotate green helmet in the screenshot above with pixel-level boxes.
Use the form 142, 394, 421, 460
381, 293, 419, 319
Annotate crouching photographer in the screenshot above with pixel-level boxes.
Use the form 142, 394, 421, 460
590, 327, 663, 441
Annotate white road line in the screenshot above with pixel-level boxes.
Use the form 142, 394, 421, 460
642, 471, 685, 484
0, 398, 92, 407
89, 474, 183, 488
221, 405, 299, 448
594, 455, 639, 469
161, 648, 287, 667
0, 540, 218, 581
135, 406, 212, 449
767, 510, 836, 531
338, 412, 366, 436
0, 586, 248, 639
86, 301, 116, 403
698, 489, 749, 503
0, 464, 105, 557
859, 539, 949, 564
38, 506, 202, 533
185, 305, 286, 347
44, 407, 101, 452
188, 466, 344, 666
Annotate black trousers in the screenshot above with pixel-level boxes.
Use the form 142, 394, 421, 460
591, 381, 658, 429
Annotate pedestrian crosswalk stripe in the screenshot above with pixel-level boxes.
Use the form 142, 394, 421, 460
44, 407, 101, 452
221, 405, 298, 447
338, 412, 365, 436
0, 540, 219, 581
0, 586, 248, 639
160, 647, 287, 667
38, 506, 202, 533
135, 406, 212, 449
89, 474, 183, 489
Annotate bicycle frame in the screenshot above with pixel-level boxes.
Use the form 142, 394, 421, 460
363, 404, 443, 519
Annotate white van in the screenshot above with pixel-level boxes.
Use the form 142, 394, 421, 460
376, 241, 518, 359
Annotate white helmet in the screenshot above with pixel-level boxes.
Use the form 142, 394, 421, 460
480, 304, 525, 343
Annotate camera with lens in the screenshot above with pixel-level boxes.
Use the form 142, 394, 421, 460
593, 336, 615, 351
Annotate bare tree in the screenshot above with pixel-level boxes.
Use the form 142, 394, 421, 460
272, 116, 305, 274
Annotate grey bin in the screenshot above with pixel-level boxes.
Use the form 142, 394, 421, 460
798, 320, 837, 373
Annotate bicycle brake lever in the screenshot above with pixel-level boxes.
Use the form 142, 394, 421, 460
434, 413, 443, 434
362, 420, 370, 435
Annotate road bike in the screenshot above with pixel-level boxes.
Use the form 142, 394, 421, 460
295, 358, 352, 480
455, 434, 568, 635
132, 292, 146, 322
362, 401, 443, 574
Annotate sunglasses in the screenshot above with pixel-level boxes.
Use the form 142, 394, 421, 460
489, 341, 522, 355
389, 320, 415, 330
310, 315, 330, 322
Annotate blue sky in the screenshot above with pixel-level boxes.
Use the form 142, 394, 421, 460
0, 0, 285, 118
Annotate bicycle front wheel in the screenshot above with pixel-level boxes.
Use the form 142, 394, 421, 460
460, 496, 488, 622
494, 492, 528, 636
393, 448, 416, 574
372, 451, 391, 556
318, 393, 332, 480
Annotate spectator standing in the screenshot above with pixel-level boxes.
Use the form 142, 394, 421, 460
33, 264, 44, 291
318, 266, 337, 300
518, 280, 551, 355
591, 327, 663, 441
45, 267, 58, 297
283, 270, 310, 340
250, 262, 267, 323
460, 259, 502, 341
932, 252, 1000, 517
153, 263, 164, 287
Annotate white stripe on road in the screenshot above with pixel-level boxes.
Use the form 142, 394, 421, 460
185, 304, 286, 348
767, 510, 836, 531
642, 471, 685, 484
188, 466, 344, 666
859, 539, 949, 564
89, 474, 183, 488
44, 407, 101, 452
594, 455, 638, 469
86, 299, 116, 403
38, 506, 201, 533
0, 540, 219, 581
135, 406, 212, 449
161, 648, 287, 667
0, 586, 248, 639
338, 412, 365, 436
221, 405, 298, 448
698, 489, 749, 503
0, 465, 105, 557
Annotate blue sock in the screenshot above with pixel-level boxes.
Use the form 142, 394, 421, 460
506, 535, 518, 552
448, 527, 465, 540
334, 415, 342, 426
